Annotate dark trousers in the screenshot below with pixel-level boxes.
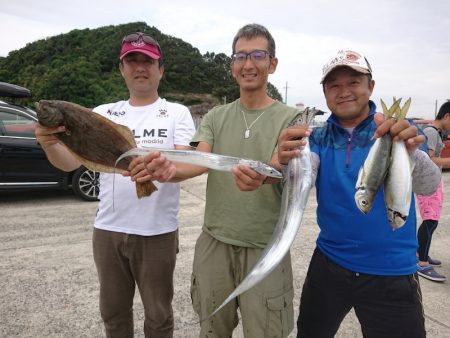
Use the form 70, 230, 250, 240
93, 228, 178, 338
417, 219, 439, 262
297, 248, 426, 338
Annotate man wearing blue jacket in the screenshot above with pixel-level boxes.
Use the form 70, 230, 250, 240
278, 50, 441, 338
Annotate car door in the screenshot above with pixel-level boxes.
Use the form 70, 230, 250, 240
0, 104, 65, 187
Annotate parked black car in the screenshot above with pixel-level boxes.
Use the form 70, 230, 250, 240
0, 82, 99, 201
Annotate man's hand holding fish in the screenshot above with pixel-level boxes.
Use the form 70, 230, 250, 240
127, 151, 179, 183
35, 123, 83, 172
372, 112, 425, 152
277, 124, 312, 165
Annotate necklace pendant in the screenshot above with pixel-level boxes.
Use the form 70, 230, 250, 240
244, 129, 250, 139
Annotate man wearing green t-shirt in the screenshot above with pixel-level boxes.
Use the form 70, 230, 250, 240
130, 23, 298, 337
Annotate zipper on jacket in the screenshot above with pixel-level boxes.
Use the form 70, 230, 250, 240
345, 131, 352, 168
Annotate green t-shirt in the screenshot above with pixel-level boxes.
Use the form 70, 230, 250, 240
191, 99, 299, 248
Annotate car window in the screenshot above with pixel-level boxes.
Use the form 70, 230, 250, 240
0, 110, 36, 137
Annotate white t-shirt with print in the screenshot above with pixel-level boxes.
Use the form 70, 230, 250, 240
92, 98, 195, 236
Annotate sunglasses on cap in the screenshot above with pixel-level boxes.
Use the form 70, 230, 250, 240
122, 33, 161, 49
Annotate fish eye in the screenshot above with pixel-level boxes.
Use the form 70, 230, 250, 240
361, 200, 368, 206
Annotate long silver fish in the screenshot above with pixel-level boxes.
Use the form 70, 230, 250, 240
384, 98, 414, 229
202, 107, 317, 321
115, 147, 283, 178
354, 99, 400, 213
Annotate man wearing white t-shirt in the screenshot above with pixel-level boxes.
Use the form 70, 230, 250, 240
35, 32, 195, 338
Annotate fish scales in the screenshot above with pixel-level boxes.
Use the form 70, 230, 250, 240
384, 137, 413, 229
35, 100, 157, 197
354, 134, 392, 214
57, 110, 132, 171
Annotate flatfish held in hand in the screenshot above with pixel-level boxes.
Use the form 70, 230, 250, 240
35, 100, 157, 198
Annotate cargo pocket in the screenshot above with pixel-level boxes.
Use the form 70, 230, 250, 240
265, 288, 294, 338
190, 273, 201, 316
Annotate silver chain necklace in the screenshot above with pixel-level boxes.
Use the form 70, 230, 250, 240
241, 109, 266, 139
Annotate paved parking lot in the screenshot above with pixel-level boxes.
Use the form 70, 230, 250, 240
1, 173, 449, 337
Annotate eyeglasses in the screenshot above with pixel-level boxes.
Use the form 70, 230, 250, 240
231, 50, 271, 63
122, 33, 161, 49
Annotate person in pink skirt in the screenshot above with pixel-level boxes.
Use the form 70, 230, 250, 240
416, 101, 450, 282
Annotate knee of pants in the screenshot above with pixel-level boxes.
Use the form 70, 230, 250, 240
190, 273, 201, 316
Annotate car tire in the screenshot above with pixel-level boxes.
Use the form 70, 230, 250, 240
72, 166, 100, 201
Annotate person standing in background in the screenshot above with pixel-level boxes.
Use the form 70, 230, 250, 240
416, 101, 450, 282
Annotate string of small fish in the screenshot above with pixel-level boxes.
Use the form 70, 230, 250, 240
354, 98, 413, 230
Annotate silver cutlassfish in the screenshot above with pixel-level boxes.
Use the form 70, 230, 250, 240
115, 148, 283, 178
354, 99, 400, 213
202, 107, 317, 321
384, 98, 414, 229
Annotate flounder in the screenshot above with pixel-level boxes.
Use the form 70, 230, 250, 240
35, 100, 157, 198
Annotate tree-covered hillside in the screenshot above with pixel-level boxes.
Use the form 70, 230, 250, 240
0, 22, 282, 108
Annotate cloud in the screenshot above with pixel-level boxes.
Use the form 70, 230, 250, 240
1, 0, 449, 118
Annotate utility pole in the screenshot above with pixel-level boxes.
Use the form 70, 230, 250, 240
435, 99, 438, 118
283, 81, 290, 104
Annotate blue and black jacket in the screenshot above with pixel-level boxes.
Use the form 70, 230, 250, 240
310, 101, 418, 275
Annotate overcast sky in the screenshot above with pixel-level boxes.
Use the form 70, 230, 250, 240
1, 0, 449, 120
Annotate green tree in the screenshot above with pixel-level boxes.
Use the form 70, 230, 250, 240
0, 22, 284, 109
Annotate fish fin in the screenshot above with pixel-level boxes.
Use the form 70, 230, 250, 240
136, 181, 158, 198
114, 123, 137, 146
380, 99, 390, 116
392, 98, 411, 120
289, 107, 319, 126
388, 98, 402, 118
398, 98, 411, 120
381, 98, 400, 119
392, 97, 401, 105
67, 143, 158, 199
112, 148, 158, 198
67, 149, 119, 173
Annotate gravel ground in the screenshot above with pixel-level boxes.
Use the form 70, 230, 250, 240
1, 173, 449, 337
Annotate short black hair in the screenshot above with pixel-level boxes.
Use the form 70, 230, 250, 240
436, 101, 450, 120
231, 23, 276, 57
